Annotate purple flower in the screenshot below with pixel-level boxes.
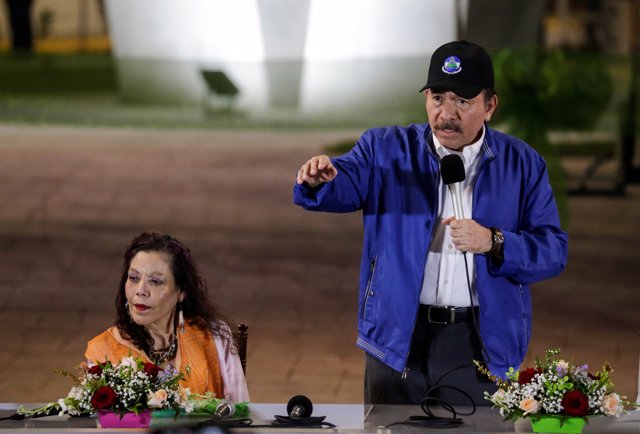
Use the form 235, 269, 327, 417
157, 365, 178, 383
555, 360, 569, 377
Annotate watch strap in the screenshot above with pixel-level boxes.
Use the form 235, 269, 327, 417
488, 227, 504, 257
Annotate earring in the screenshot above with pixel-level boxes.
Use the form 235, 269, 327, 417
125, 301, 132, 319
178, 303, 185, 333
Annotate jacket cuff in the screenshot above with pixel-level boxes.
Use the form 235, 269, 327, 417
293, 181, 329, 207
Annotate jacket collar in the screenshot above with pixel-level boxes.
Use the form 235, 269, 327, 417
481, 123, 498, 161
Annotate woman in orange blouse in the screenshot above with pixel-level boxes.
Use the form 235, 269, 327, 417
85, 232, 249, 402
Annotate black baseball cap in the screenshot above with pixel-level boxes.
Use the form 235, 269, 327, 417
419, 40, 494, 99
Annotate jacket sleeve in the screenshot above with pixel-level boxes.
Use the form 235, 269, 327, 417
293, 133, 374, 212
488, 160, 568, 284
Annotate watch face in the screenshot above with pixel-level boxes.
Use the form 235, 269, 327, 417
494, 231, 504, 244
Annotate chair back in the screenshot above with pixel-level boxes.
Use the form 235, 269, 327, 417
235, 323, 248, 374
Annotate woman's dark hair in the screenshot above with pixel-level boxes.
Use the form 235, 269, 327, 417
115, 232, 232, 354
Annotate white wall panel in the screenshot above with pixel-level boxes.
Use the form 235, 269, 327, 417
106, 0, 265, 61
304, 0, 456, 60
104, 0, 456, 116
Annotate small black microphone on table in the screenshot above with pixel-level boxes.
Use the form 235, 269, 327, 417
287, 395, 313, 418
214, 399, 235, 420
440, 154, 466, 220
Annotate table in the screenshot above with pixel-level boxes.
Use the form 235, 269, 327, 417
1, 403, 639, 433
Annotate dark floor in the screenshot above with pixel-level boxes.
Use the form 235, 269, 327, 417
0, 124, 638, 405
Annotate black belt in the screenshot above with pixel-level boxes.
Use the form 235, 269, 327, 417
419, 305, 478, 325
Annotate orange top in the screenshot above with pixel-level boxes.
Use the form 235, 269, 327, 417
85, 323, 223, 396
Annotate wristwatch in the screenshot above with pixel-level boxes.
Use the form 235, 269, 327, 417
488, 227, 504, 257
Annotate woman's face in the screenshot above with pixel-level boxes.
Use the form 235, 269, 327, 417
125, 251, 184, 330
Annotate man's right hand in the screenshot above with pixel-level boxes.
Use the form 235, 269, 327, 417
296, 155, 338, 188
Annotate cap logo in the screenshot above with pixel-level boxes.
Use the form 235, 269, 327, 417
442, 56, 462, 75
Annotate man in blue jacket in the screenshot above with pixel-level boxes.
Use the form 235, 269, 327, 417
293, 40, 568, 406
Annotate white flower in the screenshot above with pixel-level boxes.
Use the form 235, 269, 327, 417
57, 399, 68, 415
183, 401, 194, 413
67, 387, 84, 400
147, 389, 168, 408
519, 398, 540, 415
119, 357, 138, 371
178, 388, 193, 412
491, 389, 508, 405
67, 407, 84, 416
601, 393, 623, 417
178, 387, 191, 402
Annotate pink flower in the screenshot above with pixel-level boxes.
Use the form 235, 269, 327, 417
555, 360, 569, 376
519, 398, 540, 415
601, 393, 623, 417
147, 389, 168, 408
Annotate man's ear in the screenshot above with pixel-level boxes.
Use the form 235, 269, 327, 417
485, 94, 499, 122
178, 291, 185, 303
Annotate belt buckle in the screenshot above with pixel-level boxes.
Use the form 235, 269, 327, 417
427, 306, 455, 324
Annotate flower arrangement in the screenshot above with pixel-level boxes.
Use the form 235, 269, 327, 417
56, 356, 190, 416
18, 356, 250, 421
476, 349, 626, 422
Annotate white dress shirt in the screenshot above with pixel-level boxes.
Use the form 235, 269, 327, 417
419, 127, 485, 307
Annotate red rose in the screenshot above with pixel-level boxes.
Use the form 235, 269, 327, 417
87, 365, 103, 376
562, 390, 589, 417
90, 386, 117, 410
518, 368, 540, 384
143, 362, 161, 380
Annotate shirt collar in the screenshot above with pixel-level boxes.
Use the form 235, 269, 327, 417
432, 125, 485, 165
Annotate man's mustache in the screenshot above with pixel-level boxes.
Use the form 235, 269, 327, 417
435, 122, 462, 133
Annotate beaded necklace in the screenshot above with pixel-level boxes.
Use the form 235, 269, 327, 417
148, 336, 178, 365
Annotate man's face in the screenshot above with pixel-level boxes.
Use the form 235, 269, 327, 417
425, 89, 498, 150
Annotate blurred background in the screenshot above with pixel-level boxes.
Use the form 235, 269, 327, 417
0, 0, 639, 405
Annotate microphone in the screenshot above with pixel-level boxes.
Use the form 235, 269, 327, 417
213, 400, 235, 420
272, 395, 333, 428
440, 154, 466, 220
287, 395, 313, 418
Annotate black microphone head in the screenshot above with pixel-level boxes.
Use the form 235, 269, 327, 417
440, 154, 466, 185
286, 395, 313, 418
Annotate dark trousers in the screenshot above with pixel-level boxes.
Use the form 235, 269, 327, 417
364, 306, 497, 406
